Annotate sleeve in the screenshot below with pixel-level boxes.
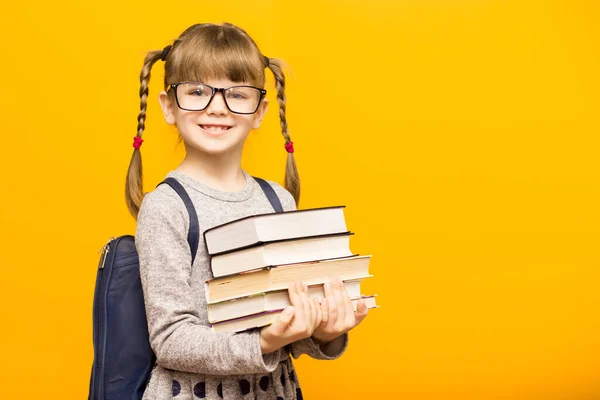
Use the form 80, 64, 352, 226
269, 181, 350, 360
135, 190, 283, 375
289, 334, 349, 361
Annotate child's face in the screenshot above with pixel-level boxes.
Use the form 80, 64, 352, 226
158, 78, 268, 157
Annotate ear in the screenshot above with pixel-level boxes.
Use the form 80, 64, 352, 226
252, 98, 269, 130
158, 91, 177, 125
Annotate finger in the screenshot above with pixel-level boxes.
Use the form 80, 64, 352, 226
354, 298, 369, 324
269, 306, 295, 335
323, 280, 335, 325
299, 282, 312, 328
333, 277, 346, 323
339, 278, 355, 326
320, 297, 329, 326
310, 297, 318, 328
314, 298, 323, 328
324, 279, 334, 299
288, 281, 301, 307
288, 281, 307, 331
290, 281, 308, 330
328, 295, 339, 327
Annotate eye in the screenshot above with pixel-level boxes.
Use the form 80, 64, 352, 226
227, 91, 248, 100
188, 85, 211, 96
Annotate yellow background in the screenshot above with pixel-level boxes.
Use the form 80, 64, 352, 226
1, 0, 599, 399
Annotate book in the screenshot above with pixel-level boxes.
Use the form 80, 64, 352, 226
204, 206, 348, 255
211, 296, 379, 333
205, 255, 372, 303
210, 232, 354, 278
207, 280, 364, 323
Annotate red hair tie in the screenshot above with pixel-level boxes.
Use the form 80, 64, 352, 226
133, 136, 144, 149
284, 141, 294, 153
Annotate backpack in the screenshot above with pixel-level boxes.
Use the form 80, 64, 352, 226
89, 176, 283, 400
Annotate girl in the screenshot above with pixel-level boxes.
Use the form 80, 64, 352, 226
126, 23, 368, 400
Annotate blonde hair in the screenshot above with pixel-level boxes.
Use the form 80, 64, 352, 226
125, 23, 300, 219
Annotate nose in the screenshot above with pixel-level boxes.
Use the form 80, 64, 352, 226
206, 90, 228, 115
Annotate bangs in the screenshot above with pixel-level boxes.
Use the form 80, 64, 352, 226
168, 24, 265, 87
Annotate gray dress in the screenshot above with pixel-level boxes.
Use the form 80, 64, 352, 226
135, 170, 348, 400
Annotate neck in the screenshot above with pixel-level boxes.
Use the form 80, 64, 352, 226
176, 146, 246, 192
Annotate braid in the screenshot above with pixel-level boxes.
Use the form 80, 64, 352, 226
267, 58, 300, 206
125, 49, 164, 219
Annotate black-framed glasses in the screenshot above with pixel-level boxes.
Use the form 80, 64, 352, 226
168, 82, 267, 114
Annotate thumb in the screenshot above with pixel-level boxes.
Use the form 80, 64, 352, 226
270, 306, 295, 334
354, 299, 369, 324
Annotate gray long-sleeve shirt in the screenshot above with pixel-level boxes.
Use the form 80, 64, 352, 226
135, 169, 348, 400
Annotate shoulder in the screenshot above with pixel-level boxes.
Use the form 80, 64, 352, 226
136, 184, 189, 235
259, 178, 297, 212
139, 184, 187, 216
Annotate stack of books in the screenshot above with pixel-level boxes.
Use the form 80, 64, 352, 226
203, 206, 377, 333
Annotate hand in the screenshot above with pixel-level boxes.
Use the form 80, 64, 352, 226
259, 280, 322, 354
311, 276, 368, 346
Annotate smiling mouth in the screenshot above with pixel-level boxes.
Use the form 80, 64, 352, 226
199, 125, 232, 133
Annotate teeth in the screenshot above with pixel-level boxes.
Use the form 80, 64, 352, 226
202, 125, 228, 132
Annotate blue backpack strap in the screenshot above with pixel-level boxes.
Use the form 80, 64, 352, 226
157, 178, 200, 264
253, 177, 284, 213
